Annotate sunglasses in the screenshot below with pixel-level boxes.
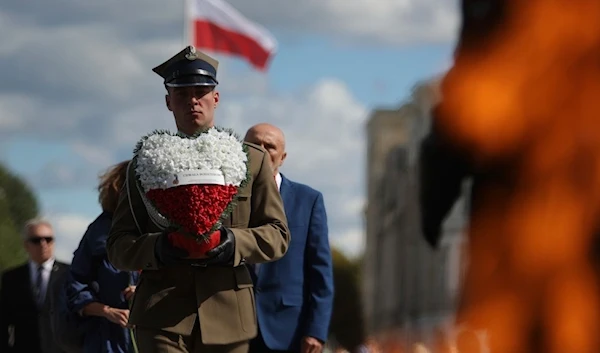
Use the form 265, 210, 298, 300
27, 237, 54, 245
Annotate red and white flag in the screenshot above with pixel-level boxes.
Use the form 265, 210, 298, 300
187, 0, 278, 71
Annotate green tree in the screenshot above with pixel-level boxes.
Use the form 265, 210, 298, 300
0, 164, 39, 228
0, 163, 39, 273
329, 248, 366, 352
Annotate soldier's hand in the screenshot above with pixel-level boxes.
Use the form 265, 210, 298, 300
202, 228, 236, 266
154, 227, 189, 266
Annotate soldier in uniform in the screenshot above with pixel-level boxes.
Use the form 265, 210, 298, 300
106, 46, 291, 353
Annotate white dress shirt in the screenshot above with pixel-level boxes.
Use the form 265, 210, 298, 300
29, 258, 55, 305
275, 172, 282, 191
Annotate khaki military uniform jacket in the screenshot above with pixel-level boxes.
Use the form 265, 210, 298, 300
106, 142, 290, 345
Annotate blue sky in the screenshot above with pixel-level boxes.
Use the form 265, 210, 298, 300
0, 0, 458, 262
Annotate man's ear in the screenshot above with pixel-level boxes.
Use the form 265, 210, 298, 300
165, 94, 173, 111
280, 151, 287, 166
213, 90, 220, 108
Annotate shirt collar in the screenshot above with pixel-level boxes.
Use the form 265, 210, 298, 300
275, 173, 282, 191
29, 258, 55, 272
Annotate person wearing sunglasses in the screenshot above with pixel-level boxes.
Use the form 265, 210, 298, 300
0, 218, 69, 353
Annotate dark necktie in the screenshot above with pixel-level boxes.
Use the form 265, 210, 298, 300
35, 266, 43, 307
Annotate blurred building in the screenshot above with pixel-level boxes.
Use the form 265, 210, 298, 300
363, 76, 470, 351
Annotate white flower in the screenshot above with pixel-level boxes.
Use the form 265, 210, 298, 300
134, 128, 248, 192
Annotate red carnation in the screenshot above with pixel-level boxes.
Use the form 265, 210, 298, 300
147, 184, 238, 257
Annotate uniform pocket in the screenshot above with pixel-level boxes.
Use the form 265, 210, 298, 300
235, 287, 257, 333
231, 190, 252, 227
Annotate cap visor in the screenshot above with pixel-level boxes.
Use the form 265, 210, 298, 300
166, 75, 218, 87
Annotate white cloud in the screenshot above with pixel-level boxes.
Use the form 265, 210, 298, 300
0, 94, 37, 130
71, 142, 119, 168
228, 0, 460, 45
332, 228, 365, 259
48, 213, 95, 263
343, 197, 366, 218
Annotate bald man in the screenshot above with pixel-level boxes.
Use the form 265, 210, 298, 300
244, 123, 334, 353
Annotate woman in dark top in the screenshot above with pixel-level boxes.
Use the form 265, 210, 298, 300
66, 160, 140, 353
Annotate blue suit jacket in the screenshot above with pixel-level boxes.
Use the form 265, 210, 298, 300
253, 174, 334, 351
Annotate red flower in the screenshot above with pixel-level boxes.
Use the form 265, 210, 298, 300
168, 230, 221, 257
146, 184, 238, 257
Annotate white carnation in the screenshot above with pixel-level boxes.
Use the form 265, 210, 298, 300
134, 128, 248, 192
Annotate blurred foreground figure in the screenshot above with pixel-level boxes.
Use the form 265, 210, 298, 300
420, 1, 600, 352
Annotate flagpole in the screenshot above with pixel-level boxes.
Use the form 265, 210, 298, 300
183, 0, 190, 46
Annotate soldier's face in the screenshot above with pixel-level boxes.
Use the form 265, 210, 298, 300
166, 86, 219, 135
244, 127, 287, 176
24, 224, 54, 264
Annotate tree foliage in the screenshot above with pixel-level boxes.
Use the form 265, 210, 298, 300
329, 247, 366, 352
0, 163, 39, 273
0, 164, 39, 228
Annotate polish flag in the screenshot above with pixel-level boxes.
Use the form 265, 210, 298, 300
187, 0, 278, 71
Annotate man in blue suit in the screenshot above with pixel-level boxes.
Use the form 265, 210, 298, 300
244, 123, 334, 353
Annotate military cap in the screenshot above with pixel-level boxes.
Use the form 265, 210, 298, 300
152, 45, 219, 87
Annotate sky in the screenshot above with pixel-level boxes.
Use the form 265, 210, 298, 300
0, 0, 459, 262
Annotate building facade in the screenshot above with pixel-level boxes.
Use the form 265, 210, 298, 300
363, 76, 471, 351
